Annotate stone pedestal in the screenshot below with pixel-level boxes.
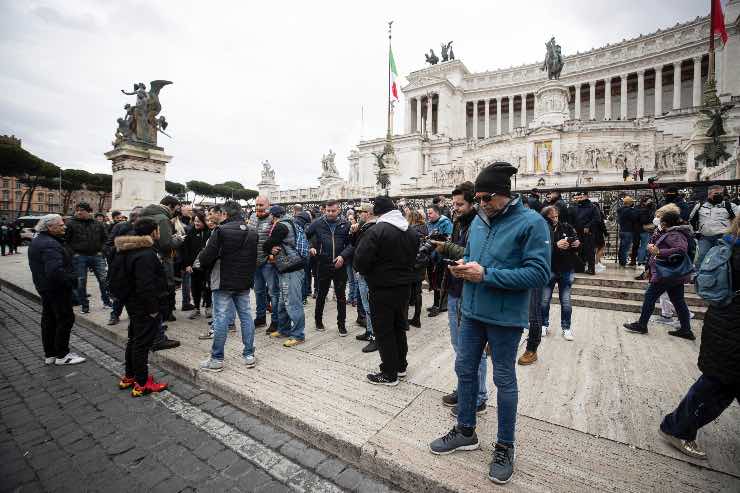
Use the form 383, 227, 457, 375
106, 143, 170, 214
531, 80, 570, 128
318, 174, 344, 200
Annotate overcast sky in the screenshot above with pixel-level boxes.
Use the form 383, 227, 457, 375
0, 0, 708, 190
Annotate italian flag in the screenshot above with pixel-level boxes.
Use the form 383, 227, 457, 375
389, 47, 399, 101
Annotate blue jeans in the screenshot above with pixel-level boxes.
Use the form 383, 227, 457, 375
181, 270, 192, 306
695, 234, 722, 268
346, 264, 358, 303
448, 295, 487, 406
302, 259, 311, 301
636, 232, 650, 264
74, 254, 111, 310
277, 270, 305, 340
638, 281, 692, 332
355, 272, 373, 336
210, 290, 255, 360
254, 263, 280, 322
661, 374, 740, 441
618, 231, 633, 265
542, 271, 574, 330
456, 317, 521, 445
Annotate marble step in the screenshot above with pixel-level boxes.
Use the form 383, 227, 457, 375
558, 284, 705, 307
551, 293, 707, 320
574, 274, 696, 293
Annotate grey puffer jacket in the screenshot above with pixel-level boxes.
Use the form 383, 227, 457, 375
248, 213, 273, 267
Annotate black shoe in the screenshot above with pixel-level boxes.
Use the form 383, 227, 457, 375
338, 326, 348, 337
428, 307, 440, 317
81, 307, 90, 314
167, 314, 177, 322
585, 269, 595, 275
356, 332, 372, 341
668, 330, 696, 341
442, 391, 458, 407
266, 321, 277, 335
635, 272, 647, 280
361, 339, 378, 353
426, 306, 436, 312
450, 402, 488, 417
623, 322, 648, 334
254, 317, 266, 328
356, 317, 367, 328
366, 372, 398, 386
181, 303, 195, 311
408, 318, 421, 328
152, 337, 181, 351
315, 321, 326, 332
107, 317, 119, 326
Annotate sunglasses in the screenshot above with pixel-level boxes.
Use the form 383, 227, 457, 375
474, 193, 495, 203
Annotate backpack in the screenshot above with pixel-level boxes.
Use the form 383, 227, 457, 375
695, 240, 735, 306
108, 254, 134, 303
690, 201, 736, 232
292, 221, 309, 259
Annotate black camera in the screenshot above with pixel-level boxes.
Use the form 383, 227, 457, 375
415, 233, 448, 267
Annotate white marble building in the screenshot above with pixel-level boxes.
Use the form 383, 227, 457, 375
264, 7, 740, 202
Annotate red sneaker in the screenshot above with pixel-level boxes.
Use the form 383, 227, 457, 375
131, 376, 168, 397
118, 376, 136, 389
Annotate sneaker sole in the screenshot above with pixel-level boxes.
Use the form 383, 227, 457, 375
367, 379, 399, 387
200, 366, 224, 372
244, 362, 256, 368
429, 442, 480, 455
442, 401, 457, 408
451, 408, 488, 418
338, 332, 348, 337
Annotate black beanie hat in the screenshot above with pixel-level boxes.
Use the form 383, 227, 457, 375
474, 162, 518, 195
373, 196, 395, 216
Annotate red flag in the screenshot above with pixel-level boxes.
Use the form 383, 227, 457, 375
712, 0, 729, 45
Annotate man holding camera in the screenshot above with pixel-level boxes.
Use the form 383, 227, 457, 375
429, 162, 550, 485
426, 205, 453, 317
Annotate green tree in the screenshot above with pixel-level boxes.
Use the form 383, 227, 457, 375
89, 173, 112, 213
165, 180, 186, 198
59, 169, 93, 215
186, 180, 214, 204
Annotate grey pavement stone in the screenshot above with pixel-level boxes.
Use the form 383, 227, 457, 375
356, 477, 393, 493
207, 448, 240, 470
315, 457, 348, 480
223, 459, 255, 479
335, 466, 365, 491
193, 438, 225, 461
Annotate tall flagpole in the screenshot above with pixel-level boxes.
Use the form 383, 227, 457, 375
387, 21, 393, 141
704, 0, 720, 107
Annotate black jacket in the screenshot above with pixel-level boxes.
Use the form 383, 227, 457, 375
633, 205, 654, 235
545, 198, 568, 220
616, 206, 637, 232
111, 235, 168, 317
183, 227, 211, 268
306, 216, 353, 263
65, 217, 107, 255
698, 243, 740, 385
354, 211, 419, 289
567, 199, 600, 231
28, 232, 76, 294
547, 220, 580, 273
197, 217, 258, 291
104, 220, 134, 262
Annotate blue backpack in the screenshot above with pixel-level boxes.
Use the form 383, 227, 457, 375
291, 221, 309, 259
695, 240, 735, 306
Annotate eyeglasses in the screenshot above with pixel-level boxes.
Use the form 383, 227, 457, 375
474, 193, 494, 204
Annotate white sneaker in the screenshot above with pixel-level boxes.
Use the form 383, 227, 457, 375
562, 329, 574, 341
44, 357, 56, 365
541, 326, 549, 337
198, 329, 214, 340
244, 355, 256, 368
55, 353, 86, 365
651, 315, 674, 325
595, 263, 606, 273
188, 310, 201, 320
199, 358, 224, 372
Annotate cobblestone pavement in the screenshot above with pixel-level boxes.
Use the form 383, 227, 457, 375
0, 289, 398, 493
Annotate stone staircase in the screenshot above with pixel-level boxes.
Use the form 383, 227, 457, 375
551, 267, 707, 319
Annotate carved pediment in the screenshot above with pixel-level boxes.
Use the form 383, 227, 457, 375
405, 76, 446, 90
528, 126, 562, 137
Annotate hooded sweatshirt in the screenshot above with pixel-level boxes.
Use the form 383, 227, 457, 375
353, 210, 419, 289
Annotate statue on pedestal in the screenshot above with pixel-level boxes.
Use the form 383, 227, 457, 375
425, 49, 439, 66
542, 37, 564, 80
696, 103, 734, 167
440, 41, 454, 62
260, 160, 276, 183
320, 149, 339, 176
114, 80, 172, 147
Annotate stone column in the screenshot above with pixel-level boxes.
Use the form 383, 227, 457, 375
508, 96, 515, 133
427, 95, 434, 135
416, 98, 422, 133
692, 56, 702, 107
637, 70, 645, 118
472, 100, 478, 139
574, 83, 582, 119
405, 99, 412, 133
484, 99, 490, 138
620, 74, 628, 120
496, 98, 502, 135
654, 66, 663, 116
589, 81, 596, 120
672, 61, 682, 110
520, 93, 527, 127
604, 77, 612, 120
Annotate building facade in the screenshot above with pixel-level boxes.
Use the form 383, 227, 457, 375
262, 7, 740, 202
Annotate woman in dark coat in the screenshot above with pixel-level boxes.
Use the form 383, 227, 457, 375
659, 216, 740, 459
184, 212, 211, 319
407, 209, 428, 328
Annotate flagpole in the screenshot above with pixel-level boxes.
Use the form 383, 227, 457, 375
387, 21, 393, 141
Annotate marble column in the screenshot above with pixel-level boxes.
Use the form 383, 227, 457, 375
637, 70, 645, 118
574, 83, 582, 119
654, 66, 663, 116
520, 93, 527, 127
508, 96, 515, 133
484, 99, 490, 138
416, 98, 422, 133
472, 100, 478, 139
496, 98, 502, 135
426, 95, 433, 135
692, 56, 702, 107
589, 81, 596, 120
604, 77, 612, 120
620, 74, 628, 120
672, 61, 682, 110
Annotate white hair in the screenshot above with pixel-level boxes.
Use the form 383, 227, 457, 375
35, 214, 63, 232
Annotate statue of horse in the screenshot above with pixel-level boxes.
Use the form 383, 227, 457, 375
425, 49, 439, 66
541, 38, 563, 80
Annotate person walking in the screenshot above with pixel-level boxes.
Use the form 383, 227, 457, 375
292, 204, 313, 305
198, 201, 259, 372
407, 209, 428, 328
624, 208, 696, 340
351, 203, 378, 352
305, 200, 353, 335
248, 196, 280, 333
426, 205, 453, 316
109, 218, 169, 397
354, 196, 419, 385
689, 185, 738, 268
104, 206, 142, 325
633, 196, 655, 275
28, 214, 85, 365
263, 205, 306, 348
428, 162, 550, 485
659, 216, 740, 459
183, 211, 212, 320
567, 191, 600, 275
617, 197, 637, 267
65, 202, 111, 314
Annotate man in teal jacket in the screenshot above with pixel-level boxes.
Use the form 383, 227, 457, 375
429, 162, 551, 485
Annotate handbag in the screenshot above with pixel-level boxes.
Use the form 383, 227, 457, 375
653, 234, 694, 280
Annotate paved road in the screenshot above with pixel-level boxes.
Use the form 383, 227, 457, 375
0, 289, 396, 493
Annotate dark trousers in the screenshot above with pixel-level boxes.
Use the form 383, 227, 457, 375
1, 240, 6, 256
525, 287, 544, 352
191, 270, 211, 309
370, 285, 410, 379
661, 374, 740, 441
315, 262, 347, 327
577, 229, 595, 272
40, 290, 75, 359
409, 280, 423, 321
638, 281, 692, 332
125, 314, 160, 385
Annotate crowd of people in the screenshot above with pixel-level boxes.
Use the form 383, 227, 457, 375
24, 166, 740, 485
0, 216, 22, 255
